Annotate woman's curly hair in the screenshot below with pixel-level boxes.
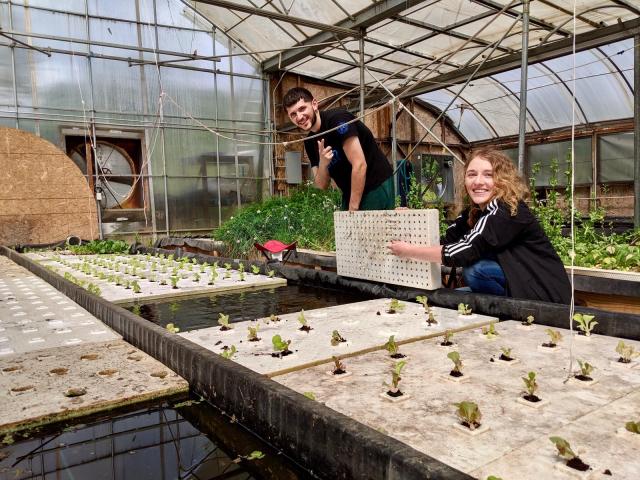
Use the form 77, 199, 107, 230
459, 147, 529, 225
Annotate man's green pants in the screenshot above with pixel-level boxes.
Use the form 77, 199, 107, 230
340, 176, 395, 211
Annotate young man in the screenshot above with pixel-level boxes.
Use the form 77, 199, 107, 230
283, 87, 394, 211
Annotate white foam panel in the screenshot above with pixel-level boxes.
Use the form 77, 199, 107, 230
334, 209, 442, 289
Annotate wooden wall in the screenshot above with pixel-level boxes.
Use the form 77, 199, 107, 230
0, 127, 98, 246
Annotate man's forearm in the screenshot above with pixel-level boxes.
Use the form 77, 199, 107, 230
348, 161, 366, 210
313, 164, 331, 189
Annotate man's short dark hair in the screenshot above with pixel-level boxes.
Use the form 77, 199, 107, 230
283, 87, 314, 109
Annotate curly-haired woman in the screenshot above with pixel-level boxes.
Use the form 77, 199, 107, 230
388, 147, 571, 304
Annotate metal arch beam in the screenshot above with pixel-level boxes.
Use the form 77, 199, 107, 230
261, 0, 426, 72
610, 0, 640, 17
594, 45, 634, 96
442, 88, 500, 139
471, 0, 571, 37
390, 17, 640, 99
192, 0, 358, 36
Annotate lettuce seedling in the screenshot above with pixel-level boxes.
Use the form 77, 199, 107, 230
482, 323, 499, 338
160, 278, 167, 286
247, 325, 260, 342
166, 323, 180, 333
384, 360, 407, 395
193, 272, 200, 283
238, 262, 245, 273
271, 334, 292, 357
522, 371, 540, 402
522, 315, 535, 326
615, 340, 639, 363
220, 345, 237, 359
303, 392, 316, 400
625, 421, 640, 434
576, 360, 594, 381
199, 263, 206, 273
415, 295, 429, 313
454, 401, 482, 430
458, 303, 472, 315
191, 257, 198, 265
218, 313, 232, 331
124, 280, 131, 290
269, 313, 281, 322
542, 328, 562, 348
239, 271, 246, 281
387, 298, 405, 314
549, 437, 590, 471
384, 335, 403, 358
170, 275, 179, 289
298, 309, 312, 332
447, 351, 463, 377
131, 280, 141, 293
573, 313, 597, 336
330, 330, 346, 346
208, 269, 218, 285
427, 311, 438, 325
268, 270, 275, 278
499, 346, 514, 361
251, 265, 260, 275
223, 270, 231, 279
331, 356, 346, 375
441, 330, 454, 346
224, 263, 232, 271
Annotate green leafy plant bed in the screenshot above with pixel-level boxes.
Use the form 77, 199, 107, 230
213, 183, 340, 258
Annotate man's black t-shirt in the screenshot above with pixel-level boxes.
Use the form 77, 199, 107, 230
303, 109, 392, 201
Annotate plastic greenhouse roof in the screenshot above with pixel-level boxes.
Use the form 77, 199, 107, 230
189, 0, 639, 142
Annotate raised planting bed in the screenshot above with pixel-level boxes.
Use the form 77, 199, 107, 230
25, 251, 285, 304
276, 320, 640, 479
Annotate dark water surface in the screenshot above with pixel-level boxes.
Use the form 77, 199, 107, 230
0, 394, 313, 480
129, 284, 375, 332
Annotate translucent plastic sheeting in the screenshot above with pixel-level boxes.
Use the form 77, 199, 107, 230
528, 137, 592, 186
598, 132, 635, 183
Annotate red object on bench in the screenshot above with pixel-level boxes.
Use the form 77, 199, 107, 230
254, 240, 297, 263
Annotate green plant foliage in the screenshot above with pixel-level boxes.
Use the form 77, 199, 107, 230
454, 401, 482, 430
220, 345, 237, 359
482, 323, 499, 338
447, 351, 463, 373
68, 239, 130, 255
218, 313, 231, 329
457, 303, 472, 315
303, 391, 316, 401
549, 436, 576, 460
213, 183, 341, 257
522, 371, 538, 396
573, 313, 597, 336
615, 340, 639, 363
384, 335, 399, 356
577, 359, 594, 377
544, 328, 562, 346
165, 323, 180, 334
625, 421, 640, 434
387, 298, 405, 314
330, 330, 346, 346
272, 334, 291, 353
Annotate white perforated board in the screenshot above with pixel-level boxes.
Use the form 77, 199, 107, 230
334, 209, 442, 289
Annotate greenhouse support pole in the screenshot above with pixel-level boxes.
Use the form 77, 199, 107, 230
359, 28, 365, 117
634, 34, 640, 228
517, 0, 530, 174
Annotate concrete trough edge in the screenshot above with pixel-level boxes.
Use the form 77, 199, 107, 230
1, 246, 471, 480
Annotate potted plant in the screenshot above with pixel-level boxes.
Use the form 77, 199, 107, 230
381, 360, 407, 400
297, 309, 312, 332
541, 328, 562, 349
549, 437, 590, 472
271, 334, 292, 358
453, 401, 485, 434
440, 330, 455, 347
573, 313, 597, 337
330, 330, 347, 346
384, 335, 406, 359
387, 298, 405, 314
218, 313, 233, 331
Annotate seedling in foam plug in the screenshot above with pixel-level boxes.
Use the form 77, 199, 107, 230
220, 345, 237, 360
384, 335, 405, 359
576, 360, 595, 381
247, 324, 260, 341
238, 262, 245, 273
542, 328, 562, 348
330, 330, 346, 346
522, 315, 534, 326
454, 401, 482, 431
271, 334, 292, 357
573, 313, 597, 336
384, 360, 407, 396
218, 313, 232, 331
625, 421, 640, 434
331, 356, 346, 375
447, 351, 463, 377
499, 346, 514, 361
251, 265, 260, 275
297, 309, 312, 332
458, 303, 472, 315
522, 371, 541, 402
170, 275, 179, 289
482, 323, 499, 338
238, 271, 246, 281
415, 295, 429, 313
268, 313, 280, 323
549, 437, 590, 472
267, 270, 275, 278
441, 330, 454, 346
131, 280, 141, 293
387, 298, 405, 314
615, 340, 639, 364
